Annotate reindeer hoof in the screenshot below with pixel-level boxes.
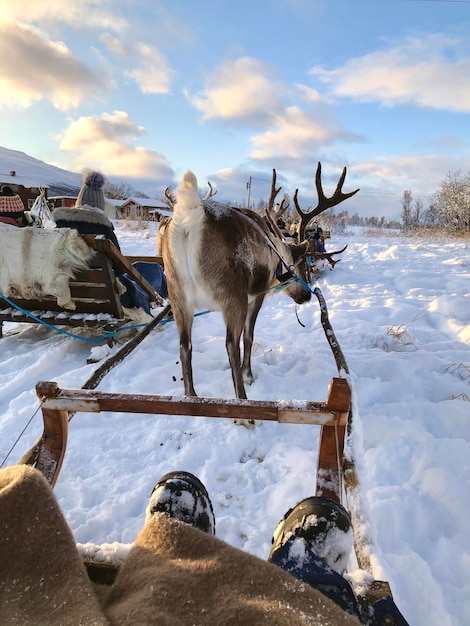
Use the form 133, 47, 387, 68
234, 419, 256, 429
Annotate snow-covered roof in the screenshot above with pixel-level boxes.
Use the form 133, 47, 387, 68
121, 197, 170, 209
148, 208, 173, 217
0, 172, 50, 189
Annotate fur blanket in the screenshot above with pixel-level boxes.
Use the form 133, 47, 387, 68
0, 225, 95, 310
0, 465, 359, 626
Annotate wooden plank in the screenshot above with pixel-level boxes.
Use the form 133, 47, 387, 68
35, 405, 69, 488
87, 238, 124, 318
125, 255, 164, 266
36, 382, 349, 426
315, 423, 346, 503
73, 268, 106, 283
69, 285, 114, 300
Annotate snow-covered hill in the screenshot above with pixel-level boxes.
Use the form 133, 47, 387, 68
0, 146, 81, 196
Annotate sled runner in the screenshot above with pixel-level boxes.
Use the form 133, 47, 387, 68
0, 229, 165, 338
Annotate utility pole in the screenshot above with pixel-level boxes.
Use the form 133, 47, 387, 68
246, 176, 252, 208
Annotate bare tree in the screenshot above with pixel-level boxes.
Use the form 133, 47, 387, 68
104, 181, 147, 200
401, 190, 413, 231
413, 198, 424, 229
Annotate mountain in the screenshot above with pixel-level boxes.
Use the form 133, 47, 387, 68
0, 146, 82, 196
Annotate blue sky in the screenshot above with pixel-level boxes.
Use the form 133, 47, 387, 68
1, 0, 470, 219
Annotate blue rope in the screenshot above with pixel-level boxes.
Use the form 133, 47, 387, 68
0, 293, 149, 343
0, 293, 211, 342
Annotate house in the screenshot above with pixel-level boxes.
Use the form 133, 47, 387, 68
48, 195, 77, 209
0, 170, 49, 209
49, 195, 122, 219
120, 197, 172, 221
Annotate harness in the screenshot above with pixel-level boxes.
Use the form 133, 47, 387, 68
229, 207, 296, 287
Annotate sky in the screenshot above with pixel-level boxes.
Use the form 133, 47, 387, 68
1, 221, 469, 625
1, 0, 470, 219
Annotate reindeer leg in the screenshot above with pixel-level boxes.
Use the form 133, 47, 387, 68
225, 308, 255, 429
177, 311, 197, 396
242, 295, 264, 385
226, 325, 246, 400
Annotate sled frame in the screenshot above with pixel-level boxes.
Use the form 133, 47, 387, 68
0, 234, 164, 337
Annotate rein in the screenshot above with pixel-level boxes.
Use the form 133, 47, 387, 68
228, 208, 317, 317
230, 207, 296, 281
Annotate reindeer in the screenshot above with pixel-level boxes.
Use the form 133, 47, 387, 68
162, 170, 310, 426
162, 165, 358, 427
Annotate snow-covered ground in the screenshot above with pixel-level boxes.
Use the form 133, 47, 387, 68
1, 223, 469, 626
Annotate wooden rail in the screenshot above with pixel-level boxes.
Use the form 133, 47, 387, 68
34, 377, 351, 497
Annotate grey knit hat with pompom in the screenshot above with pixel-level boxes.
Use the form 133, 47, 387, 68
76, 171, 106, 211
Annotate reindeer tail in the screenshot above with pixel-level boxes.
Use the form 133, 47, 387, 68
174, 170, 200, 214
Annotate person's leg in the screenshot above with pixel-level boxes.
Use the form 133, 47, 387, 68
268, 496, 410, 626
133, 261, 168, 299
105, 471, 359, 625
0, 465, 106, 625
268, 496, 363, 622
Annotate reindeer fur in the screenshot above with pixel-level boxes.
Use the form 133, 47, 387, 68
162, 171, 311, 425
0, 226, 95, 310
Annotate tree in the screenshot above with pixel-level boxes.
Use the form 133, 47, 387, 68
401, 190, 413, 231
412, 198, 424, 229
104, 181, 148, 200
432, 171, 470, 232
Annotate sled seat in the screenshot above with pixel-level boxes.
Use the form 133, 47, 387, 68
0, 232, 164, 337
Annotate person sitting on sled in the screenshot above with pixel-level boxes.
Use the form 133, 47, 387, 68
0, 185, 33, 227
53, 170, 168, 314
0, 464, 409, 625
306, 223, 327, 253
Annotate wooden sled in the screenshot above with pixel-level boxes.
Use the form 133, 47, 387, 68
28, 375, 398, 617
17, 285, 400, 617
32, 378, 350, 581
0, 233, 165, 339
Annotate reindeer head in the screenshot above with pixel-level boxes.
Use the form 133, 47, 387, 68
261, 176, 311, 304
277, 239, 311, 304
265, 165, 359, 275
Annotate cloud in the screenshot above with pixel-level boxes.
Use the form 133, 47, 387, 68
310, 34, 470, 112
250, 106, 362, 163
59, 111, 175, 182
0, 23, 111, 110
0, 0, 127, 32
125, 43, 172, 94
189, 57, 284, 124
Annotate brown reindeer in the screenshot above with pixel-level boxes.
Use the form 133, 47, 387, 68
162, 170, 311, 426
162, 166, 357, 427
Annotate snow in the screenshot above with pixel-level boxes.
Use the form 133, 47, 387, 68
1, 222, 469, 626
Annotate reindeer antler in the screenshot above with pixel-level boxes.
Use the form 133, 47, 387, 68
295, 162, 359, 241
164, 186, 176, 208
265, 169, 285, 240
203, 181, 217, 201
308, 243, 348, 269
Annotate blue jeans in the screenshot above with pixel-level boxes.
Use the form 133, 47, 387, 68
119, 262, 168, 314
269, 536, 409, 625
